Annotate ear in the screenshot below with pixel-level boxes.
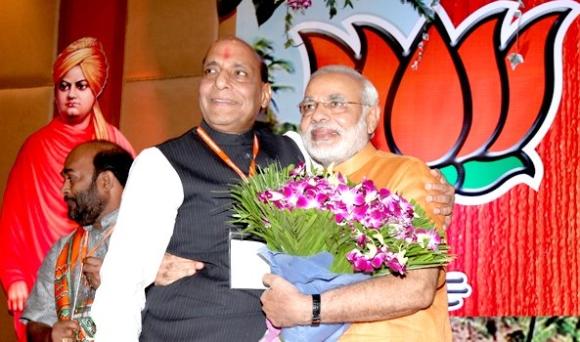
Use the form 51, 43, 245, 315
96, 171, 114, 193
365, 105, 381, 136
260, 83, 272, 109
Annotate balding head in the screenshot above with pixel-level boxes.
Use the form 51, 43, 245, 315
204, 37, 268, 83
62, 141, 133, 226
67, 140, 134, 186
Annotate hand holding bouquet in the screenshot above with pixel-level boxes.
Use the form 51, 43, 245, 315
231, 162, 452, 340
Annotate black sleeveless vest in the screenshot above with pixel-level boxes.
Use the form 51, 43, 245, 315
140, 122, 303, 341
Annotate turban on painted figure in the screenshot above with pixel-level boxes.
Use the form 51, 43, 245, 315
53, 37, 110, 140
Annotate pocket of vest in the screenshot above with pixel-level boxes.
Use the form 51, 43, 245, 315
208, 190, 232, 216
208, 204, 230, 216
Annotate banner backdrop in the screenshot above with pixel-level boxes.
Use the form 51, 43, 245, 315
236, 0, 579, 316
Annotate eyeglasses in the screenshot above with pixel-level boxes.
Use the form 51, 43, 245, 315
298, 99, 368, 116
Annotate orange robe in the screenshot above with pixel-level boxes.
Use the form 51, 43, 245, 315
335, 143, 451, 342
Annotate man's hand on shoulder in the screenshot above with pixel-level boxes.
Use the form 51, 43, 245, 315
155, 253, 204, 286
261, 274, 311, 327
7, 280, 28, 312
426, 169, 455, 228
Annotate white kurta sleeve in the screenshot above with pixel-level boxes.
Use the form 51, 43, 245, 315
283, 131, 317, 169
91, 147, 183, 341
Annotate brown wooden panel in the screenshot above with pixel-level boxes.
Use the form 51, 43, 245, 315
219, 9, 237, 38
0, 288, 16, 341
124, 0, 219, 80
0, 0, 58, 88
119, 77, 203, 152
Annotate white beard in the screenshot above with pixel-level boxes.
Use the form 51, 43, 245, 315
301, 115, 369, 167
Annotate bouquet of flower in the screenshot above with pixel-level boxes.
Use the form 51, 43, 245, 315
231, 162, 452, 340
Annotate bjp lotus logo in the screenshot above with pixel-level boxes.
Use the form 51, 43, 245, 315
292, 1, 579, 205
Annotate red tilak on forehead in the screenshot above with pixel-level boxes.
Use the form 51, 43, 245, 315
222, 47, 231, 59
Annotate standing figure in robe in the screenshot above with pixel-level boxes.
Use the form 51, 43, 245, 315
0, 37, 134, 341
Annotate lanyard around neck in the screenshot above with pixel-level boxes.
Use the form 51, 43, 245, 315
196, 126, 259, 182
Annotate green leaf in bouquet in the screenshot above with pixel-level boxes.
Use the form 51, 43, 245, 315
266, 209, 341, 256
409, 199, 437, 230
231, 162, 454, 278
328, 233, 355, 274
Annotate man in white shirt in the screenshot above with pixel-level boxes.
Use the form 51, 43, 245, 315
92, 38, 454, 341
92, 37, 305, 341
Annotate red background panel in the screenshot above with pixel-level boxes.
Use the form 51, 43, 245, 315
442, 0, 579, 316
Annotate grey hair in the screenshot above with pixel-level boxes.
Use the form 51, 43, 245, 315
310, 65, 379, 107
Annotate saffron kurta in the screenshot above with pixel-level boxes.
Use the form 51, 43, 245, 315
335, 143, 452, 342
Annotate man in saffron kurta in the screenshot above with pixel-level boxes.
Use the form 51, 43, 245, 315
333, 144, 451, 341
261, 65, 452, 341
0, 37, 133, 341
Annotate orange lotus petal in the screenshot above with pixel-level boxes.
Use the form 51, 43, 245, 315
391, 25, 464, 163
456, 17, 503, 159
489, 14, 559, 153
299, 32, 356, 71
356, 26, 401, 153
